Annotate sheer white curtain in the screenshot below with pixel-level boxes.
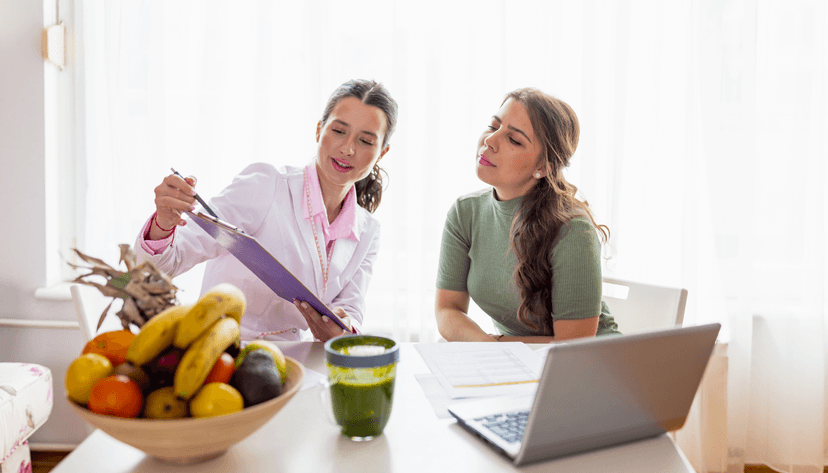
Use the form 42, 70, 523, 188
77, 1, 826, 470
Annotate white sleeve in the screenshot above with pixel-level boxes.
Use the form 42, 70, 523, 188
133, 163, 281, 278
330, 221, 381, 333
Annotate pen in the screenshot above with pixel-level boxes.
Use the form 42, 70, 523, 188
170, 167, 219, 218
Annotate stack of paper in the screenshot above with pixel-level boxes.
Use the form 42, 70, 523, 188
413, 343, 546, 418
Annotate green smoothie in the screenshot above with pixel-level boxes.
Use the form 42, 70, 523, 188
325, 336, 399, 439
330, 375, 395, 438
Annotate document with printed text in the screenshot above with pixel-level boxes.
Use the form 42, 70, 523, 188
414, 342, 544, 399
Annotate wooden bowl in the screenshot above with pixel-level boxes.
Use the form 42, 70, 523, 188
68, 356, 305, 463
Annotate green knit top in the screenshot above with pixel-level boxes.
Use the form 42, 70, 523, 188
436, 188, 619, 337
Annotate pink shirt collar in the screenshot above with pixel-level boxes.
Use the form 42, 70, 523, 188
302, 162, 359, 246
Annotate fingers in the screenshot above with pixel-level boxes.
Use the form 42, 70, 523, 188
331, 307, 352, 331
153, 195, 190, 228
294, 300, 325, 340
153, 173, 198, 228
162, 173, 197, 201
294, 300, 320, 331
294, 300, 347, 341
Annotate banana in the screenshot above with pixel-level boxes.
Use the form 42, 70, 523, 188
173, 283, 246, 349
125, 304, 192, 367
174, 317, 241, 400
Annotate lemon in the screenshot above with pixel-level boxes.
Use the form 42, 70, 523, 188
66, 353, 115, 405
190, 383, 244, 418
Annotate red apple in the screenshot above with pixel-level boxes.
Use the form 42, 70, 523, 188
146, 347, 183, 389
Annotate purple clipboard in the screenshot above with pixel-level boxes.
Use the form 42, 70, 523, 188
186, 211, 350, 332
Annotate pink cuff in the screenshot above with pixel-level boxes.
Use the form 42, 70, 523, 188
140, 212, 175, 255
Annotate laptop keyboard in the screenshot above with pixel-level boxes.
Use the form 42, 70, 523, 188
475, 411, 529, 444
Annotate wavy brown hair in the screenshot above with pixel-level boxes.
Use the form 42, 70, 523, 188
319, 79, 398, 213
506, 88, 609, 335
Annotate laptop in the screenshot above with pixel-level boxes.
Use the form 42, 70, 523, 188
447, 323, 720, 466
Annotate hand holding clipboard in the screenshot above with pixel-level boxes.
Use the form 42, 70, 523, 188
185, 211, 351, 332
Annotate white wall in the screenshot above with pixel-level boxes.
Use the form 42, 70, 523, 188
0, 0, 89, 447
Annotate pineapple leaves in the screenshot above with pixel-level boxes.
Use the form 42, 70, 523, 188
109, 272, 132, 291
68, 247, 178, 329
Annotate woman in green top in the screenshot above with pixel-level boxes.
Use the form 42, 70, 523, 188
436, 88, 619, 343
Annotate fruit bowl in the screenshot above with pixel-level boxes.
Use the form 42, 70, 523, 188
68, 356, 305, 463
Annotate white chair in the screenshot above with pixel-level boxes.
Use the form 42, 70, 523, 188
0, 363, 53, 473
602, 277, 688, 334
70, 284, 127, 342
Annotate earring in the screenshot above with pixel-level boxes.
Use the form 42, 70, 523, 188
534, 172, 542, 179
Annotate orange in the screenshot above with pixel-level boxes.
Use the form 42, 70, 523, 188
87, 375, 144, 418
82, 330, 136, 366
204, 352, 236, 385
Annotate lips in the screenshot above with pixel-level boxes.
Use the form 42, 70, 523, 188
478, 155, 495, 167
331, 157, 354, 173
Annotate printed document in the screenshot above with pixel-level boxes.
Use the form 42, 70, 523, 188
414, 343, 544, 399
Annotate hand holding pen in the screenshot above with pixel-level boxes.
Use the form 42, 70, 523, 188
148, 168, 217, 240
169, 168, 218, 218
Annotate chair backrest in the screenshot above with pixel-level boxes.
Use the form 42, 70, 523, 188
70, 284, 126, 342
602, 277, 688, 334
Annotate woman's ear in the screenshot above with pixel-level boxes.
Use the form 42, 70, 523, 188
316, 121, 322, 143
378, 145, 391, 162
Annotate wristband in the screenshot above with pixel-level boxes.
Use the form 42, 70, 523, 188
153, 215, 176, 233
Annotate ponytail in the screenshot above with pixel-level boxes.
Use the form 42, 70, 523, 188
355, 163, 386, 214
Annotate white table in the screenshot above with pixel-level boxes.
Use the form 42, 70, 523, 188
52, 342, 695, 472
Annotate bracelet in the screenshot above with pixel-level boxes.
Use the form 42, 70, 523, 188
153, 215, 176, 233
491, 334, 505, 342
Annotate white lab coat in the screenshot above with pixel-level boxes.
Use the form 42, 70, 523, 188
134, 163, 380, 341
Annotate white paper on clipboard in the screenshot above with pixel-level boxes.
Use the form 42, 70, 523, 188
185, 211, 350, 331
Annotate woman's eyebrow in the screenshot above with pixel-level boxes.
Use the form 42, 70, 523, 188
333, 118, 378, 139
492, 115, 532, 143
509, 126, 532, 143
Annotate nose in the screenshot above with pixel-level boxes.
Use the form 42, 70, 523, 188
483, 132, 497, 153
340, 137, 355, 156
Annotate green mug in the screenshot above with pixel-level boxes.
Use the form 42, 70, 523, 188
323, 335, 399, 441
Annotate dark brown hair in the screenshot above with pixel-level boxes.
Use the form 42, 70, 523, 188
319, 79, 398, 213
506, 88, 610, 335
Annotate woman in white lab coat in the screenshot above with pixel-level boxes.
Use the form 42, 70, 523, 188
133, 79, 397, 342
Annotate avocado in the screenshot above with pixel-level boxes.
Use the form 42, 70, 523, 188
230, 349, 283, 406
